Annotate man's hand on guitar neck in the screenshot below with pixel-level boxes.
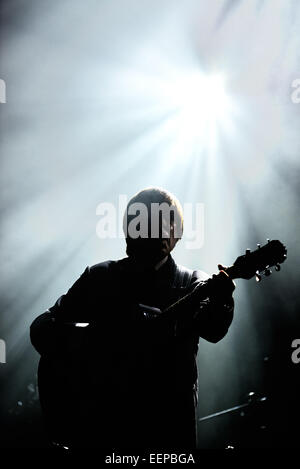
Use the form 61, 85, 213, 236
207, 264, 236, 306
179, 265, 235, 343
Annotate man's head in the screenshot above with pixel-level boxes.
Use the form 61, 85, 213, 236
123, 187, 183, 266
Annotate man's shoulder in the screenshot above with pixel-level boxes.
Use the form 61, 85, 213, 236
89, 258, 126, 276
89, 260, 116, 271
171, 257, 209, 288
173, 258, 209, 282
191, 269, 210, 281
175, 266, 209, 291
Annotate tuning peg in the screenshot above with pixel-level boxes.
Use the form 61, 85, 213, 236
257, 243, 261, 249
255, 271, 262, 282
264, 268, 272, 276
275, 264, 281, 271
247, 391, 256, 403
245, 248, 251, 255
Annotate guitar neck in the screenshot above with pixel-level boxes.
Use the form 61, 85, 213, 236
161, 266, 237, 319
223, 265, 238, 280
162, 280, 210, 319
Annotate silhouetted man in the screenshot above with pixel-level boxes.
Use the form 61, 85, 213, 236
30, 187, 235, 450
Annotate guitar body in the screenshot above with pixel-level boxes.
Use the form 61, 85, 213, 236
37, 314, 173, 448
38, 325, 97, 447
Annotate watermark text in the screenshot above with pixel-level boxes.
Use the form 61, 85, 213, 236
0, 78, 6, 103
96, 195, 204, 250
291, 78, 300, 104
291, 338, 300, 364
0, 339, 6, 363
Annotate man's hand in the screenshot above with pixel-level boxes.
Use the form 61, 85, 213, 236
208, 265, 235, 302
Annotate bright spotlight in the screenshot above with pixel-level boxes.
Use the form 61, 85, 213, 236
167, 72, 231, 150
183, 74, 228, 121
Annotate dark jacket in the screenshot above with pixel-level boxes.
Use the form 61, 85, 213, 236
30, 255, 234, 450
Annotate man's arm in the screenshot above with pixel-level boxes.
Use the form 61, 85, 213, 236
190, 269, 235, 343
170, 268, 235, 343
30, 267, 91, 355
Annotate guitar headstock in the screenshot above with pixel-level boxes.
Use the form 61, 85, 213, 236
228, 239, 287, 282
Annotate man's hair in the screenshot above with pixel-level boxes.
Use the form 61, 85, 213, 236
123, 186, 184, 238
